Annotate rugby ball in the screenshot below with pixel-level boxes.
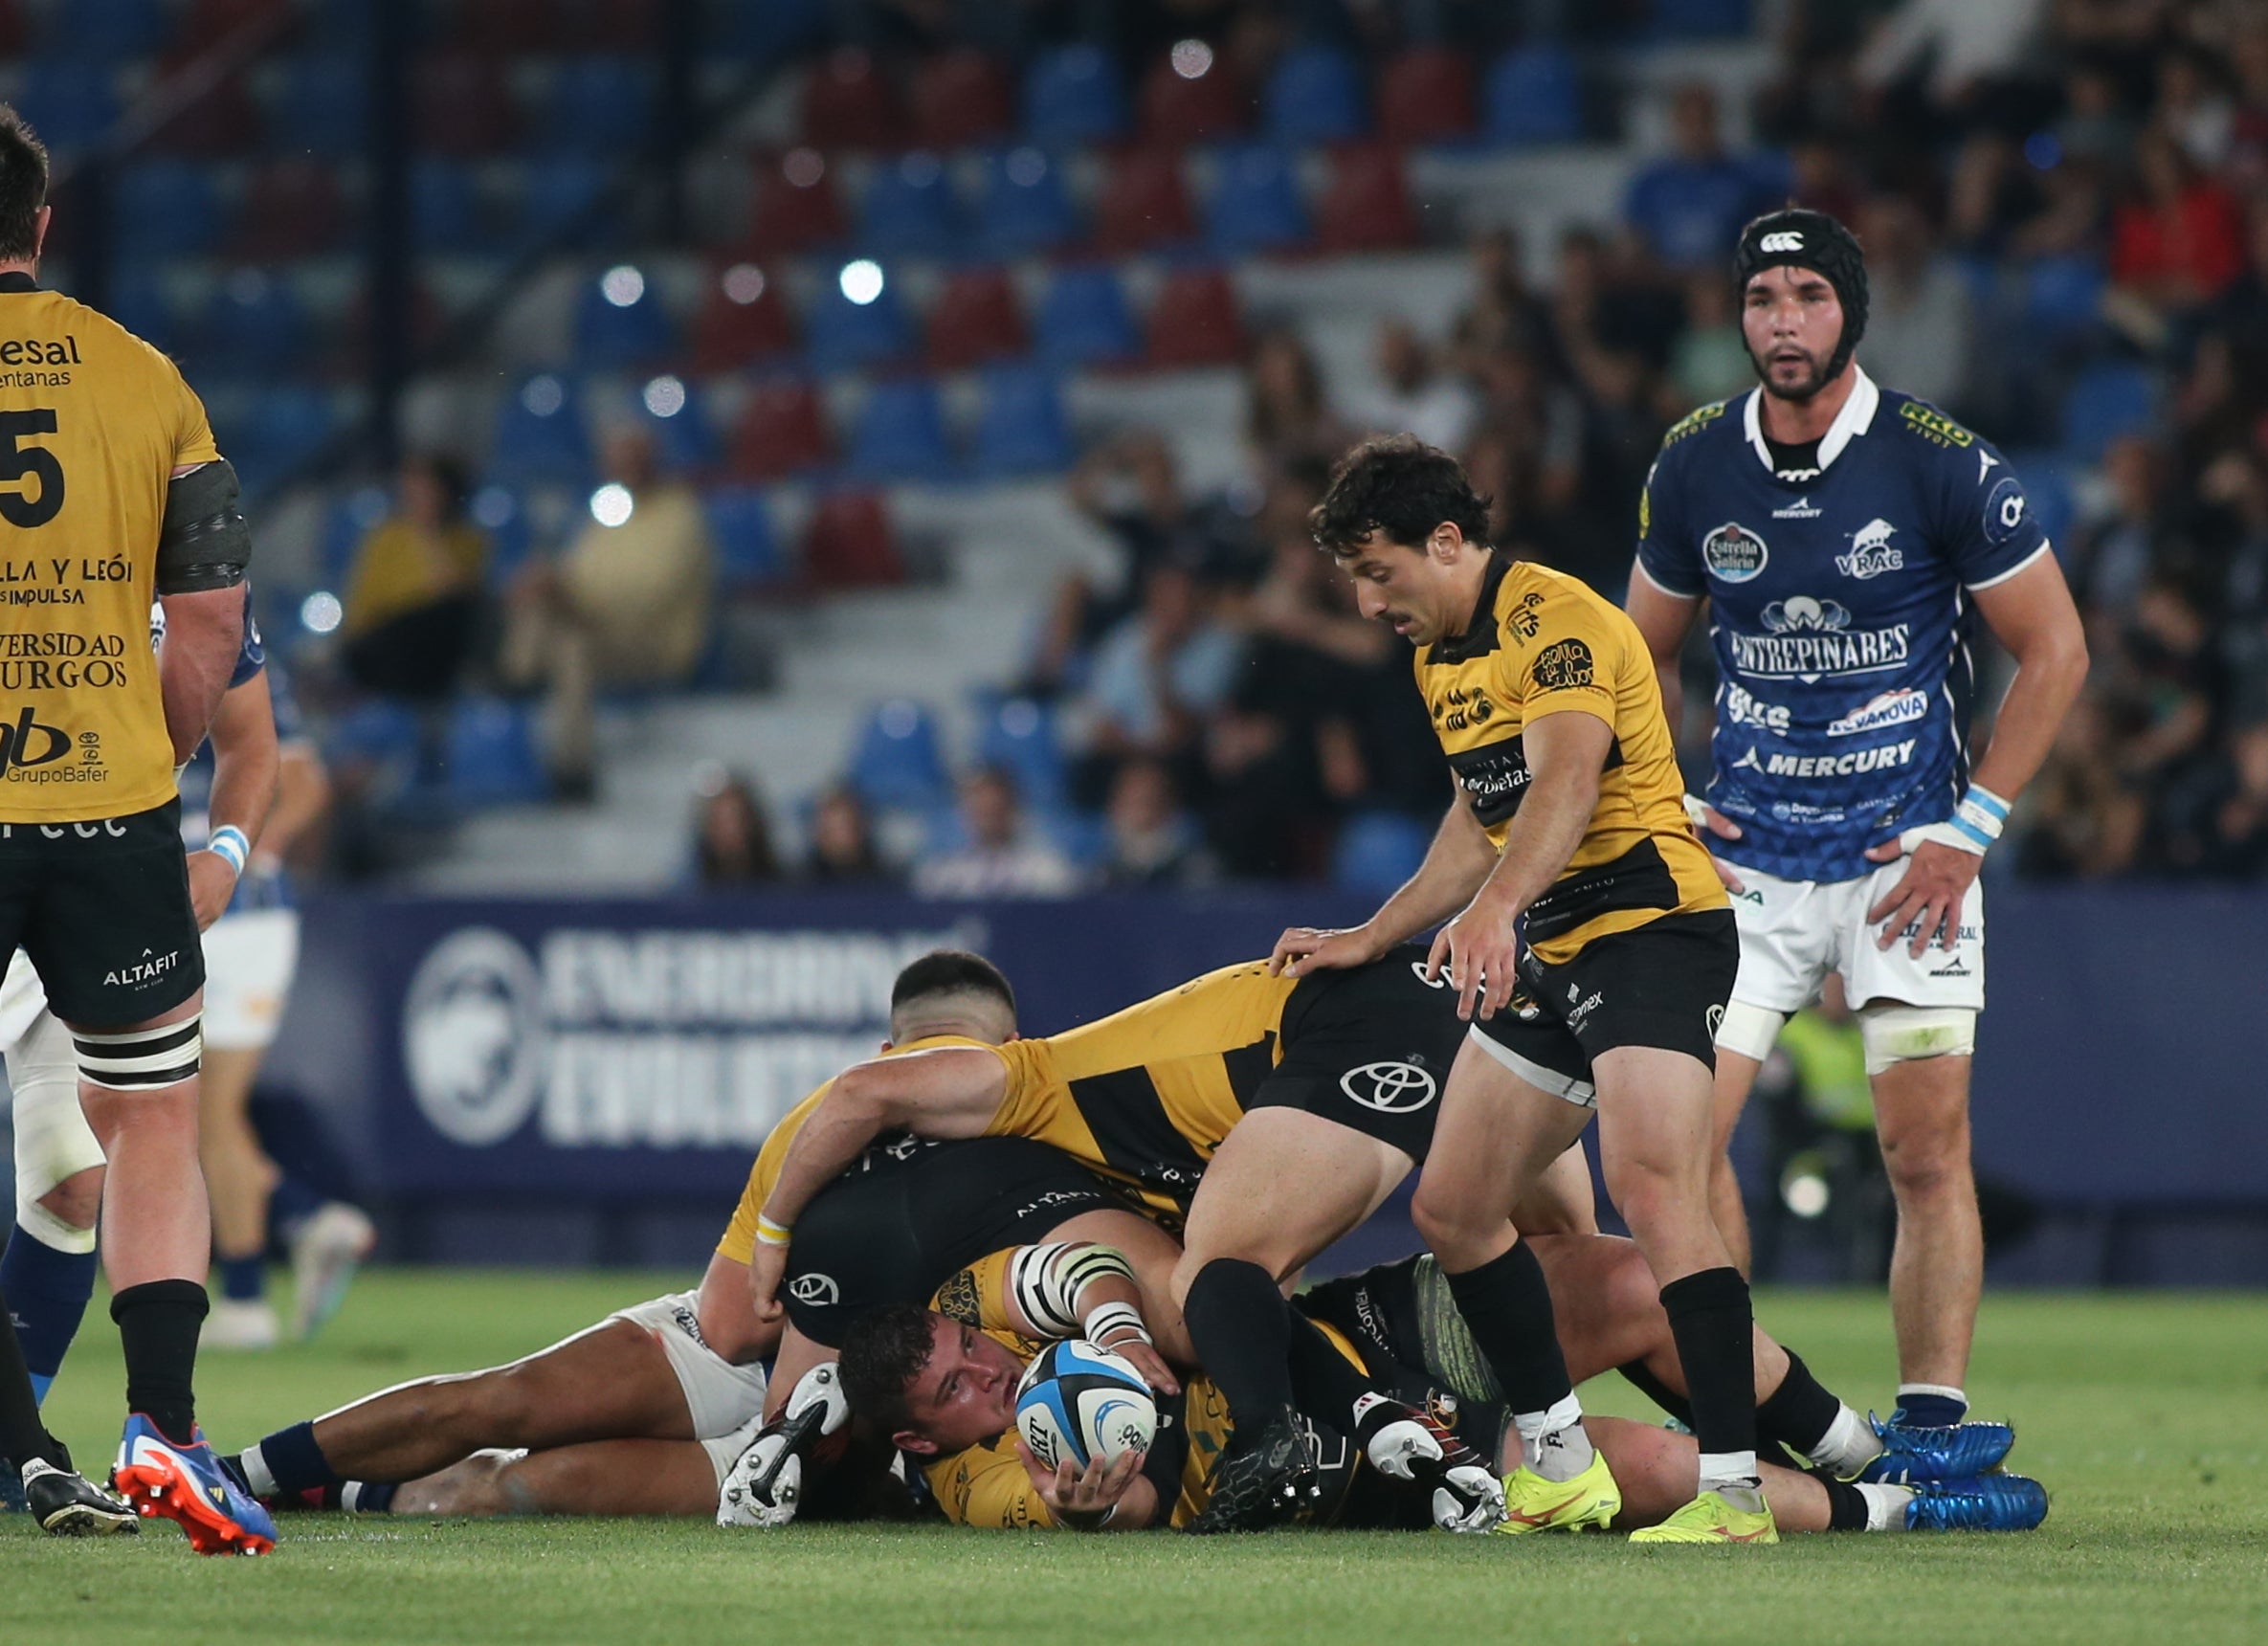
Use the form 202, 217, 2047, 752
1013, 1339, 1157, 1473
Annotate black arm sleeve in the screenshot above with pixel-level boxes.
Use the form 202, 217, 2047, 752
157, 458, 252, 594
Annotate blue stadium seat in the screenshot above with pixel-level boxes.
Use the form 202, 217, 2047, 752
518, 158, 609, 248
1263, 46, 1369, 145
1034, 266, 1139, 367
1023, 45, 1128, 145
445, 697, 550, 807
634, 378, 717, 472
319, 482, 394, 589
268, 55, 369, 157
857, 152, 962, 259
226, 388, 338, 494
973, 693, 1066, 809
110, 161, 223, 258
2023, 255, 2105, 345
570, 268, 678, 370
412, 158, 485, 252
845, 380, 956, 484
325, 699, 423, 770
36, 0, 168, 60
847, 699, 950, 812
1332, 812, 1434, 899
466, 484, 537, 590
2003, 450, 2077, 556
971, 366, 1072, 478
488, 374, 593, 489
103, 271, 180, 353
1042, 807, 1110, 870
711, 0, 826, 59
199, 269, 307, 377
804, 275, 916, 373
542, 58, 653, 156
1649, 0, 1751, 40
1482, 46, 1582, 146
1205, 145, 1309, 256
2060, 362, 2156, 464
13, 60, 120, 155
703, 486, 791, 592
972, 147, 1078, 260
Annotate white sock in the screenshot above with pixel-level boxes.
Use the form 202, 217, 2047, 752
1857, 1481, 1915, 1531
1512, 1394, 1592, 1481
1806, 1403, 1879, 1477
1697, 1450, 1761, 1495
238, 1444, 278, 1500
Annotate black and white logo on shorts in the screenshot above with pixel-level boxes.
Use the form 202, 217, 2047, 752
1339, 1060, 1438, 1114
1706, 1004, 1725, 1037
788, 1273, 841, 1307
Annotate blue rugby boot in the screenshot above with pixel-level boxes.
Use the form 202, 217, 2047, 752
1856, 1412, 2014, 1483
1905, 1474, 2049, 1531
114, 1415, 278, 1555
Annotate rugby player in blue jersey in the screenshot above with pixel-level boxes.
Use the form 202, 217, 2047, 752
1625, 210, 2089, 1442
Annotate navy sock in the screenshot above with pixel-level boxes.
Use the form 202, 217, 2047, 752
111, 1279, 208, 1446
0, 1223, 99, 1403
1894, 1389, 1967, 1428
268, 1177, 326, 1243
217, 1254, 267, 1304
0, 1292, 65, 1470
342, 1479, 398, 1514
256, 1419, 343, 1497
1182, 1258, 1295, 1428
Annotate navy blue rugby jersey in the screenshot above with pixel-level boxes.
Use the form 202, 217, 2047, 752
1634, 369, 2050, 881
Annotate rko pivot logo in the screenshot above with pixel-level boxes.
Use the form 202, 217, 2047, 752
402, 927, 547, 1146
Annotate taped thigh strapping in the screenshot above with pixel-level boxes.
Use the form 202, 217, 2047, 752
75, 1014, 203, 1091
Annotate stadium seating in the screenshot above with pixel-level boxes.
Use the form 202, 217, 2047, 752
857, 152, 962, 260
268, 54, 369, 157
444, 697, 551, 807
416, 53, 521, 156
801, 49, 903, 150
702, 487, 792, 592
154, 62, 262, 157
227, 385, 339, 494
971, 147, 1080, 260
724, 378, 833, 480
1138, 53, 1251, 145
1035, 265, 1141, 367
2060, 361, 2157, 464
1316, 145, 1422, 252
572, 268, 679, 372
803, 273, 916, 374
13, 59, 121, 155
520, 158, 611, 248
1262, 46, 1369, 145
234, 159, 348, 259
972, 692, 1067, 809
845, 379, 956, 484
925, 268, 1029, 371
709, 0, 826, 60
1483, 45, 1584, 146
745, 151, 848, 255
2022, 255, 2107, 347
845, 699, 951, 813
488, 374, 594, 490
1378, 48, 1478, 146
800, 490, 905, 588
1093, 147, 1199, 255
1205, 145, 1310, 256
1331, 812, 1433, 898
632, 378, 717, 472
970, 367, 1073, 478
688, 263, 796, 372
910, 49, 1014, 151
111, 160, 224, 259
412, 158, 487, 252
1023, 45, 1128, 145
1145, 267, 1245, 367
198, 268, 308, 378
543, 58, 654, 156
1651, 0, 1753, 40
43, 0, 169, 59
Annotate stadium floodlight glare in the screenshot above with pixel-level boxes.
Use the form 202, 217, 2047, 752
722, 262, 767, 305
601, 265, 646, 307
522, 374, 566, 416
642, 374, 687, 418
839, 259, 885, 305
589, 482, 635, 526
300, 590, 344, 634
1784, 1172, 1831, 1218
1171, 39, 1213, 79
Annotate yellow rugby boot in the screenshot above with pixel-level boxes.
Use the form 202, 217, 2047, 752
1492, 1449, 1621, 1534
1628, 1488, 1779, 1545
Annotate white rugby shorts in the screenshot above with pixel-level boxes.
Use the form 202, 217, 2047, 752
201, 908, 300, 1052
607, 1290, 772, 1441
1723, 856, 1985, 1024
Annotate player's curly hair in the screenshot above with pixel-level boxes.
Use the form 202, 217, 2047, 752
0, 104, 50, 265
1308, 434, 1494, 557
838, 1304, 941, 1436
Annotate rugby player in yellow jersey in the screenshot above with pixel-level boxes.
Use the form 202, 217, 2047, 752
1279, 435, 1777, 1545
0, 106, 272, 1550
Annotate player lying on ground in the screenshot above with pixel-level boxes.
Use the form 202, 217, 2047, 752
225, 953, 1016, 1517
832, 1241, 2046, 1537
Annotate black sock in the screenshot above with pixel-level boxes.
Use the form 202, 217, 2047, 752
1755, 1348, 1842, 1458
1441, 1242, 1572, 1418
1286, 1316, 1375, 1421
1183, 1259, 1294, 1427
111, 1279, 209, 1446
1821, 1476, 1870, 1531
1616, 1358, 1694, 1427
0, 1293, 66, 1471
1657, 1266, 1757, 1464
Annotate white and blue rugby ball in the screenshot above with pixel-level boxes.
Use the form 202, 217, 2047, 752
1014, 1339, 1157, 1472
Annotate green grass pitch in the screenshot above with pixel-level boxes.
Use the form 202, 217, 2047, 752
10, 1269, 2268, 1645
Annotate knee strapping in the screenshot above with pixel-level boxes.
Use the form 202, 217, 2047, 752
75, 1015, 203, 1091
1857, 1005, 1976, 1076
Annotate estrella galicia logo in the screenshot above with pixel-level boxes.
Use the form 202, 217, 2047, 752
0, 706, 70, 773
1340, 1060, 1438, 1114
402, 927, 547, 1146
1984, 477, 2028, 545
1835, 519, 1903, 580
788, 1273, 841, 1307
1702, 523, 1768, 583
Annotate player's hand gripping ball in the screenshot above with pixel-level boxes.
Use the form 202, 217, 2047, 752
1014, 1340, 1158, 1472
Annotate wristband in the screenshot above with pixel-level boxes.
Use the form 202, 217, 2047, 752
754, 1213, 792, 1248
1082, 1301, 1151, 1349
1947, 784, 2009, 851
206, 826, 250, 876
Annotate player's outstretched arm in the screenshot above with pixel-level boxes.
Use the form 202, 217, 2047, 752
1272, 793, 1498, 976
1003, 1241, 1179, 1395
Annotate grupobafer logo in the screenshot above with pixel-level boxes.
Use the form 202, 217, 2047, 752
403, 927, 547, 1146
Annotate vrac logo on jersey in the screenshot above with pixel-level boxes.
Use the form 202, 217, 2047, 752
1828, 687, 1930, 737
1835, 519, 1904, 580
1702, 523, 1769, 583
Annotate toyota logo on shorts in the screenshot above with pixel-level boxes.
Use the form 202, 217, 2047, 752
1340, 1061, 1438, 1114
788, 1274, 840, 1306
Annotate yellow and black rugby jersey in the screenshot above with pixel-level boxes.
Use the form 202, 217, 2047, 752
981, 961, 1301, 1224
712, 1034, 998, 1265
1416, 555, 1723, 965
0, 277, 223, 822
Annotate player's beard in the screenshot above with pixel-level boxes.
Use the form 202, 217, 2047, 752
1750, 337, 1836, 403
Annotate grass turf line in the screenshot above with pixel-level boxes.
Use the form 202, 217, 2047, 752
9, 1270, 2267, 1645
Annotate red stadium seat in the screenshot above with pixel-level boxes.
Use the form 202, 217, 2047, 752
0, 2, 24, 57
185, 0, 291, 36
150, 60, 262, 156
1378, 48, 1477, 145
925, 267, 1029, 370
233, 159, 346, 259
910, 49, 1015, 151
446, 0, 554, 55
744, 150, 848, 255
1137, 52, 1252, 145
415, 54, 521, 156
1315, 144, 1421, 252
726, 379, 834, 481
1145, 267, 1244, 367
802, 491, 906, 589
689, 262, 795, 373
801, 49, 904, 150
582, 0, 661, 51
1093, 147, 1196, 255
